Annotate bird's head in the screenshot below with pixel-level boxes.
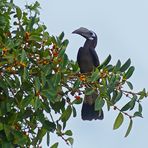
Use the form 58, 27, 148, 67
72, 27, 97, 41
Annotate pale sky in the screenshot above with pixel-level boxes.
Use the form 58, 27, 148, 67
15, 0, 148, 148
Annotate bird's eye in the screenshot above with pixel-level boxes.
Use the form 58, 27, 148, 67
90, 31, 96, 38
90, 32, 94, 37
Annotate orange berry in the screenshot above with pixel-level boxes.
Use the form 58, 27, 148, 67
79, 74, 86, 81
75, 95, 81, 100
25, 32, 30, 41
53, 51, 58, 57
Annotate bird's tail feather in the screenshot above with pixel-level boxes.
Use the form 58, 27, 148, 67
81, 94, 104, 120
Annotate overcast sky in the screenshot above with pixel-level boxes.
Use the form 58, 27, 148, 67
15, 0, 148, 148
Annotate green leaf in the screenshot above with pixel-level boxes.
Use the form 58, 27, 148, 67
20, 94, 33, 108
13, 130, 28, 146
111, 90, 118, 104
125, 119, 133, 137
121, 101, 131, 111
109, 74, 116, 84
113, 60, 121, 72
16, 6, 22, 20
106, 64, 114, 72
91, 68, 99, 82
53, 73, 61, 87
124, 66, 135, 79
62, 39, 69, 48
65, 130, 73, 136
126, 81, 133, 90
98, 54, 111, 69
23, 67, 29, 81
134, 111, 143, 118
59, 32, 64, 41
95, 97, 105, 111
47, 132, 50, 146
58, 49, 65, 57
43, 120, 56, 132
41, 90, 56, 101
72, 106, 77, 117
30, 34, 42, 42
67, 137, 74, 145
34, 97, 42, 110
114, 91, 122, 103
35, 77, 40, 92
120, 58, 131, 72
129, 95, 137, 110
28, 13, 37, 31
113, 112, 124, 130
138, 103, 142, 113
36, 127, 47, 144
61, 54, 68, 69
50, 142, 59, 148
0, 15, 6, 27
138, 88, 147, 100
21, 49, 27, 62
61, 105, 72, 122
73, 79, 81, 89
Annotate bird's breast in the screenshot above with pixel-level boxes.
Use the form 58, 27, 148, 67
78, 49, 94, 73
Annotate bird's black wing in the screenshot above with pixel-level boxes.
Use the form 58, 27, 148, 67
89, 49, 100, 67
77, 47, 83, 66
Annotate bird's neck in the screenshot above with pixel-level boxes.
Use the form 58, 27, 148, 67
84, 38, 97, 49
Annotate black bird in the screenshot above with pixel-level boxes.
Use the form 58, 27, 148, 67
72, 27, 104, 121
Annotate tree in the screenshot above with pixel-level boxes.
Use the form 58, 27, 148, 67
0, 0, 147, 147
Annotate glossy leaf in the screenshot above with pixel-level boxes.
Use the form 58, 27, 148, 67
16, 7, 22, 20
21, 49, 27, 62
73, 79, 81, 89
120, 58, 131, 72
30, 35, 42, 42
113, 60, 121, 72
95, 97, 105, 111
138, 103, 142, 113
124, 66, 135, 79
72, 106, 77, 117
90, 68, 99, 82
113, 112, 124, 130
126, 81, 133, 90
67, 137, 74, 145
53, 73, 61, 87
114, 91, 122, 103
61, 105, 72, 122
65, 130, 73, 136
129, 95, 137, 110
58, 49, 66, 57
59, 32, 64, 41
134, 112, 143, 118
121, 101, 131, 111
47, 132, 50, 146
125, 119, 133, 137
35, 77, 40, 92
50, 142, 59, 148
98, 54, 111, 69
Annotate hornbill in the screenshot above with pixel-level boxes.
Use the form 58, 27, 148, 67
72, 27, 104, 121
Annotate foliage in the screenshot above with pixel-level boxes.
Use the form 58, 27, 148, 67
0, 0, 147, 147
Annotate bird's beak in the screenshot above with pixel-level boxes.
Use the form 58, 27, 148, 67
72, 27, 91, 39
72, 28, 82, 35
